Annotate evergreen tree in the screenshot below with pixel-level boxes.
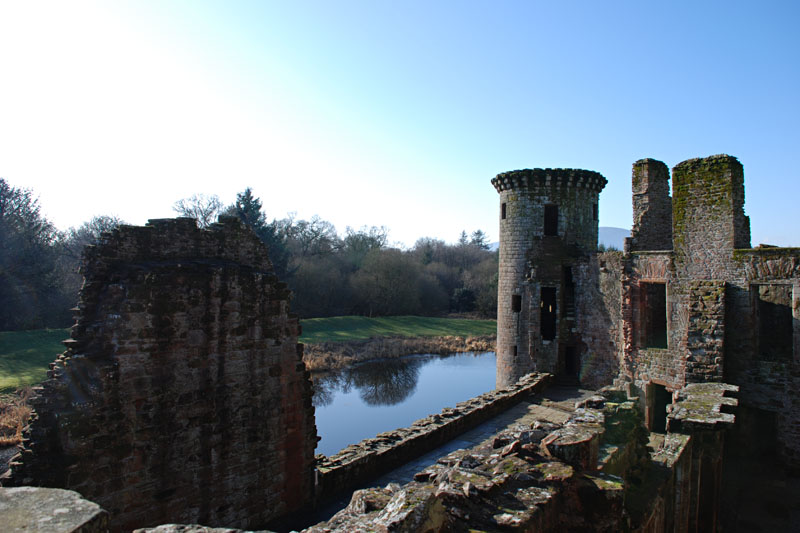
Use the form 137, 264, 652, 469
226, 188, 289, 278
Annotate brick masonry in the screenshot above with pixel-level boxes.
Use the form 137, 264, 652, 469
3, 217, 317, 531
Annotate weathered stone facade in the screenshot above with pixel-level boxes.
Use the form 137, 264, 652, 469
2, 217, 317, 531
494, 153, 800, 470
492, 169, 608, 388
308, 383, 737, 532
630, 158, 672, 252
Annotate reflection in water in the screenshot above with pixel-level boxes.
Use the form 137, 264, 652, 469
311, 352, 497, 457
312, 357, 423, 407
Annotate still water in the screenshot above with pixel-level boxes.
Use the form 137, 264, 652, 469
312, 351, 496, 457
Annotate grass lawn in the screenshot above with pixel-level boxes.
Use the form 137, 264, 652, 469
0, 329, 69, 392
299, 315, 496, 344
0, 316, 496, 391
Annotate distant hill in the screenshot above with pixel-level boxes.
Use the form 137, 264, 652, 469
488, 226, 629, 252
599, 227, 630, 250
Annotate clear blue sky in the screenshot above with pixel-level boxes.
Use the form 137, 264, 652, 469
1, 1, 798, 247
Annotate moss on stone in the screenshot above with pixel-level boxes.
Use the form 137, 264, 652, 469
672, 155, 740, 252
585, 473, 624, 491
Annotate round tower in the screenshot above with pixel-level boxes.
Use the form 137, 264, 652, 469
492, 168, 607, 388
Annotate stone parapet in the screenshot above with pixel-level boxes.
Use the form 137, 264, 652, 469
316, 372, 552, 500
491, 168, 607, 193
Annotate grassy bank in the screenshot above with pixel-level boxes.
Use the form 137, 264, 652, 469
0, 317, 496, 391
0, 329, 69, 392
299, 315, 496, 344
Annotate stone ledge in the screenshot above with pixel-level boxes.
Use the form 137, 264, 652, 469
0, 486, 108, 533
667, 382, 738, 433
316, 372, 553, 499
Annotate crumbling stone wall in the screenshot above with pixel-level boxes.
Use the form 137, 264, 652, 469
316, 372, 552, 501
672, 155, 750, 277
630, 158, 672, 252
4, 217, 317, 531
572, 251, 623, 389
724, 250, 800, 468
307, 383, 737, 533
497, 154, 797, 468
620, 155, 798, 467
686, 281, 726, 383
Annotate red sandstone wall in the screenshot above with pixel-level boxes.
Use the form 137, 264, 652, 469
5, 217, 317, 531
573, 252, 623, 389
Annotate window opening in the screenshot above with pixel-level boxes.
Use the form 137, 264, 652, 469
651, 383, 670, 433
593, 203, 598, 220
512, 294, 521, 313
755, 284, 793, 361
512, 345, 517, 357
642, 282, 667, 349
544, 205, 558, 236
501, 203, 507, 220
541, 287, 557, 340
563, 266, 575, 319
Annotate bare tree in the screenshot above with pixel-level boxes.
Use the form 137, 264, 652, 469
172, 194, 223, 228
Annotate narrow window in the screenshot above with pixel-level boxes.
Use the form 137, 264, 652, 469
755, 284, 793, 361
593, 203, 598, 220
541, 287, 557, 340
650, 383, 670, 433
544, 205, 558, 236
562, 266, 575, 319
512, 345, 518, 357
511, 294, 521, 313
642, 283, 667, 348
501, 203, 507, 220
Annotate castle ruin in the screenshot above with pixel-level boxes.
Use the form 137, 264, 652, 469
1, 154, 797, 531
3, 217, 317, 531
493, 154, 799, 470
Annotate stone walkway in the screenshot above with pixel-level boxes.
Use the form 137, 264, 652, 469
295, 385, 594, 530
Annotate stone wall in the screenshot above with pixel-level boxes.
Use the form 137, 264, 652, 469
492, 168, 607, 388
309, 383, 737, 533
630, 158, 672, 252
316, 372, 552, 501
3, 217, 317, 531
686, 281, 726, 383
620, 155, 799, 469
672, 155, 750, 278
725, 250, 800, 468
620, 252, 686, 393
573, 251, 623, 389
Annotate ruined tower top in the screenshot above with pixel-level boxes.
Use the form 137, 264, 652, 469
491, 168, 607, 193
7, 216, 317, 531
629, 158, 673, 252
672, 154, 751, 276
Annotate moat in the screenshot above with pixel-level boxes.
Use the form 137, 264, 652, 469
312, 351, 496, 456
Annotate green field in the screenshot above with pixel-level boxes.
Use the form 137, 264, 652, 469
0, 316, 496, 391
0, 329, 70, 392
299, 315, 496, 343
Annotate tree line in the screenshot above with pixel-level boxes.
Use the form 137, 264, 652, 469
0, 179, 497, 331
